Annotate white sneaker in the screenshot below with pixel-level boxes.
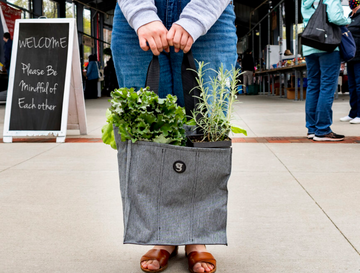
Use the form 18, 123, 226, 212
340, 116, 353, 122
350, 117, 360, 124
307, 133, 315, 139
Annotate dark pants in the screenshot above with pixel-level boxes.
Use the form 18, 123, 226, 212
85, 79, 98, 99
346, 61, 360, 118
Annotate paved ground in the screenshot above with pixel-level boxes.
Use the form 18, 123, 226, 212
1, 94, 360, 273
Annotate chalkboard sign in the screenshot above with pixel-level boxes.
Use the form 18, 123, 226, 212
3, 19, 87, 142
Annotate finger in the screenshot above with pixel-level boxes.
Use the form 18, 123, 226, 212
173, 30, 182, 48
167, 27, 175, 46
173, 30, 182, 53
154, 35, 164, 53
160, 32, 169, 53
139, 37, 150, 52
147, 37, 160, 56
180, 33, 188, 50
183, 37, 193, 53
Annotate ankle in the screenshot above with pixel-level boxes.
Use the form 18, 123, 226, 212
185, 244, 207, 254
153, 245, 176, 252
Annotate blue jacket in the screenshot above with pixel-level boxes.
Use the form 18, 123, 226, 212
301, 0, 351, 56
86, 61, 99, 80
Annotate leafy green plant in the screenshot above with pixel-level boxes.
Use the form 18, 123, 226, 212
102, 87, 187, 149
191, 62, 247, 142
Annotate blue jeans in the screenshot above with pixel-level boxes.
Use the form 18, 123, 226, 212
346, 61, 360, 118
111, 1, 237, 107
305, 51, 341, 136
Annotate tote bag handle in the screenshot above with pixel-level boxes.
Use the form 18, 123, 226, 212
312, 0, 324, 9
145, 50, 199, 119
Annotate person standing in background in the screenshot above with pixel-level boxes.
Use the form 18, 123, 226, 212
241, 50, 255, 94
3, 32, 12, 77
340, 0, 360, 124
103, 57, 119, 97
301, 0, 351, 141
84, 54, 100, 99
235, 55, 243, 93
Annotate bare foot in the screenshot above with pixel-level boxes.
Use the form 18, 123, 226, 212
186, 245, 215, 273
141, 245, 176, 271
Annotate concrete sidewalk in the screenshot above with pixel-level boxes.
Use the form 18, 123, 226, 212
1, 94, 360, 273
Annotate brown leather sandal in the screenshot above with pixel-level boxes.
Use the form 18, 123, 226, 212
140, 246, 178, 273
187, 251, 216, 273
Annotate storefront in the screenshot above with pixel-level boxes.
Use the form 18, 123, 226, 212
0, 0, 115, 101
235, 0, 351, 100
0, 0, 114, 73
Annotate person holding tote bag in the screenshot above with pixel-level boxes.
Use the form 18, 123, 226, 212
301, 0, 351, 141
340, 0, 360, 124
111, 1, 237, 272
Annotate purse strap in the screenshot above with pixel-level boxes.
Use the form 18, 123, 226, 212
145, 50, 199, 119
312, 0, 324, 9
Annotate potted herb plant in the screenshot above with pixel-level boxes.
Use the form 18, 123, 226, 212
101, 87, 187, 149
187, 62, 247, 148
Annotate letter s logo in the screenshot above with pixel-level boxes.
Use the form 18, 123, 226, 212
173, 161, 186, 173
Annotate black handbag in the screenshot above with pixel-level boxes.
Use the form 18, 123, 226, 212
301, 0, 342, 52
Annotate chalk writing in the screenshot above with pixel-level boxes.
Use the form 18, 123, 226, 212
18, 97, 36, 109
21, 63, 58, 76
19, 80, 58, 95
18, 97, 57, 111
21, 63, 44, 76
19, 36, 67, 49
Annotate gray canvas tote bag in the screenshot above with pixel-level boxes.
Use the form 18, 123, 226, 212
114, 51, 232, 245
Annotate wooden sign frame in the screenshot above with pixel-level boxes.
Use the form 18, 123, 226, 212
3, 18, 87, 143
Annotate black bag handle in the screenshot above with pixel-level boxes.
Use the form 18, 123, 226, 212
145, 50, 199, 118
312, 0, 323, 9
145, 54, 160, 95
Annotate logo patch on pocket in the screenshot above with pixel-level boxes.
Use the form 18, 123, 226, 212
173, 161, 186, 173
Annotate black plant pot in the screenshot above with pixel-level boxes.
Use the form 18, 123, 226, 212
183, 125, 197, 136
187, 134, 232, 148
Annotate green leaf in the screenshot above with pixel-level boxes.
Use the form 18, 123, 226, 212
186, 118, 197, 126
139, 112, 156, 124
231, 126, 247, 136
105, 109, 113, 122
130, 91, 138, 101
159, 123, 172, 137
132, 120, 151, 138
101, 123, 117, 149
153, 134, 172, 144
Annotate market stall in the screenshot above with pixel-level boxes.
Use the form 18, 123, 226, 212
255, 61, 307, 101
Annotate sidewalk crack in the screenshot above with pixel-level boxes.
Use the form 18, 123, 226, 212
265, 144, 360, 257
0, 144, 61, 174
